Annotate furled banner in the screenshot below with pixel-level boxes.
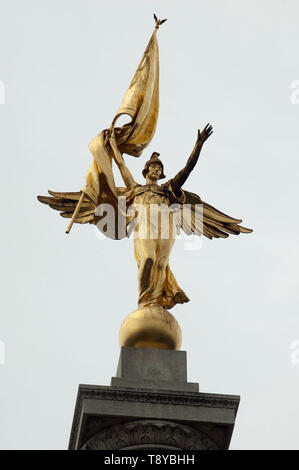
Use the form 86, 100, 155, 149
37, 18, 165, 234
82, 25, 160, 207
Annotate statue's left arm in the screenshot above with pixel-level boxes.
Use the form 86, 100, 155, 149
170, 124, 213, 195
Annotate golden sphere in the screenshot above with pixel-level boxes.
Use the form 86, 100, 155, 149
119, 304, 182, 350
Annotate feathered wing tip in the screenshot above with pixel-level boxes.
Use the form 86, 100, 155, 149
181, 190, 253, 240
202, 210, 253, 239
236, 225, 253, 234
37, 190, 96, 224
202, 212, 253, 239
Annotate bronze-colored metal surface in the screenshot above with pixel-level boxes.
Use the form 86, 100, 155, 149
119, 305, 182, 351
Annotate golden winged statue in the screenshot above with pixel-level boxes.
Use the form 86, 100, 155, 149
37, 16, 252, 350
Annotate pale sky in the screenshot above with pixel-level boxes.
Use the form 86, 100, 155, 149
1, 0, 299, 450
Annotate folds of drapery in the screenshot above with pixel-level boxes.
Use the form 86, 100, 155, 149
82, 27, 160, 208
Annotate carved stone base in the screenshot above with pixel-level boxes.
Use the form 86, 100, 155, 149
81, 419, 219, 450
69, 347, 240, 450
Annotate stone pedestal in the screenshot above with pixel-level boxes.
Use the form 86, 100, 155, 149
69, 347, 240, 450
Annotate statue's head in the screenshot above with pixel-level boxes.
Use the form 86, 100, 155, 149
142, 152, 166, 180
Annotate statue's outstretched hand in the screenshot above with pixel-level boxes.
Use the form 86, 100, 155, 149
197, 124, 213, 145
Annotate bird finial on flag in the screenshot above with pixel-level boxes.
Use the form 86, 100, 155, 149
153, 13, 167, 29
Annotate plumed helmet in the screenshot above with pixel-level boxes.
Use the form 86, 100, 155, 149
142, 152, 166, 179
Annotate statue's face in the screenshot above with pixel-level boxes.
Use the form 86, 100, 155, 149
147, 163, 162, 180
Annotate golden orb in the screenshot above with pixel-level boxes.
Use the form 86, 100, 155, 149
119, 304, 182, 350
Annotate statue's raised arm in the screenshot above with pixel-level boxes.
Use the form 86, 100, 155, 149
170, 124, 213, 195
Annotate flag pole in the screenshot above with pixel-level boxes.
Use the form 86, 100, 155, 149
65, 192, 85, 234
109, 14, 166, 135
67, 15, 167, 235
135, 15, 164, 72
128, 15, 166, 81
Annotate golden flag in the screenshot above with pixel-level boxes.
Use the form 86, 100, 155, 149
82, 25, 160, 206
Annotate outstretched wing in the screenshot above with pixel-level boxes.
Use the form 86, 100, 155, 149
37, 191, 96, 224
181, 190, 253, 239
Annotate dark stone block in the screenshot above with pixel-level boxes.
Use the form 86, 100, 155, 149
111, 346, 199, 392
69, 347, 240, 450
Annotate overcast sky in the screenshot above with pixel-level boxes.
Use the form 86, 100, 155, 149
1, 0, 299, 450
